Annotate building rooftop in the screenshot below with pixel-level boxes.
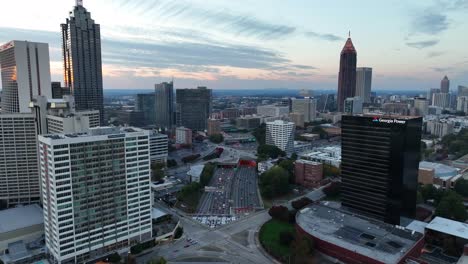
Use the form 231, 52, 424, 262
419, 161, 458, 179
405, 220, 428, 234
426, 217, 468, 240
152, 208, 168, 219
40, 126, 146, 141
296, 159, 322, 166
0, 204, 43, 234
296, 203, 423, 264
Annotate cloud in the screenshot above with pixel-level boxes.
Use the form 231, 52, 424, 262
406, 40, 439, 49
431, 67, 452, 72
427, 51, 445, 58
411, 12, 449, 35
304, 31, 343, 42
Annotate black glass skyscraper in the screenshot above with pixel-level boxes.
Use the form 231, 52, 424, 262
337, 35, 357, 112
176, 87, 212, 131
341, 115, 422, 225
62, 0, 104, 122
155, 82, 174, 129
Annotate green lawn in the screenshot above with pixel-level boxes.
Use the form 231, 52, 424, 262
259, 219, 295, 260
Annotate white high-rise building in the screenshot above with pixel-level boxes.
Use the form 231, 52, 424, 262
457, 96, 468, 113
30, 95, 100, 134
38, 127, 152, 264
0, 41, 52, 113
176, 127, 192, 145
149, 131, 168, 163
291, 98, 317, 122
266, 120, 295, 154
344, 96, 363, 114
257, 105, 290, 117
427, 121, 454, 138
414, 97, 429, 116
432, 93, 451, 109
356, 67, 372, 103
0, 114, 40, 207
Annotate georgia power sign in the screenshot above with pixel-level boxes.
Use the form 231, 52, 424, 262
372, 117, 406, 124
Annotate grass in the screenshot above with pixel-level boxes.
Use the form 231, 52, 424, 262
259, 219, 295, 260
176, 191, 202, 213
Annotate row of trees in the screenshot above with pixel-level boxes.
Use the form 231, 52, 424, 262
420, 184, 467, 222
259, 166, 290, 199
441, 128, 468, 158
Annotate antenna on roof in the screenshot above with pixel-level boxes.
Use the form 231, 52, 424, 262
349, 30, 351, 38
76, 0, 83, 6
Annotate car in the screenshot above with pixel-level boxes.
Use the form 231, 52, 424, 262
184, 245, 190, 248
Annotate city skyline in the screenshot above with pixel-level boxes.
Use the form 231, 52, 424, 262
0, 0, 468, 91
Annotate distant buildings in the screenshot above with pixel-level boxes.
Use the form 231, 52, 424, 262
458, 85, 468, 97
0, 114, 40, 207
257, 105, 289, 117
149, 131, 168, 163
221, 108, 241, 120
355, 67, 372, 103
341, 115, 422, 225
289, 112, 305, 128
176, 127, 193, 145
300, 146, 341, 167
294, 160, 323, 188
426, 120, 454, 138
427, 88, 441, 105
136, 93, 156, 125
291, 98, 317, 122
176, 87, 212, 131
457, 96, 468, 113
51, 81, 69, 99
207, 119, 221, 136
38, 127, 152, 264
0, 41, 52, 113
337, 35, 357, 112
441, 75, 450, 93
344, 96, 363, 114
62, 1, 104, 122
236, 116, 261, 130
155, 82, 174, 129
432, 92, 451, 109
414, 97, 429, 116
266, 120, 295, 154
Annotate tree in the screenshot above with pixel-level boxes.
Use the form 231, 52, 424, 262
454, 179, 468, 197
278, 159, 295, 183
279, 231, 295, 246
291, 197, 313, 210
323, 182, 340, 198
257, 145, 286, 159
323, 164, 340, 178
291, 237, 314, 264
420, 184, 437, 202
435, 191, 468, 222
209, 134, 224, 144
268, 206, 289, 222
291, 153, 298, 160
148, 257, 167, 264
167, 159, 178, 167
108, 252, 121, 263
200, 163, 216, 187
260, 166, 290, 199
253, 123, 266, 145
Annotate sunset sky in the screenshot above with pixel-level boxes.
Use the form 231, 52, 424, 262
1, 0, 467, 91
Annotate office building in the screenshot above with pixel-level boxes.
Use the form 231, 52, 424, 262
344, 96, 363, 114
441, 76, 450, 93
266, 120, 295, 154
221, 108, 241, 120
337, 35, 357, 112
236, 116, 261, 130
427, 88, 441, 105
136, 93, 156, 126
341, 115, 422, 225
51, 82, 70, 99
30, 95, 100, 134
291, 98, 317, 122
294, 160, 323, 188
0, 114, 40, 207
62, 1, 104, 122
289, 112, 305, 128
257, 105, 290, 117
207, 119, 221, 136
355, 67, 372, 103
457, 96, 468, 113
176, 87, 212, 131
432, 93, 451, 109
38, 127, 152, 264
176, 127, 192, 145
458, 85, 468, 97
0, 41, 52, 113
155, 82, 174, 129
427, 120, 454, 138
149, 131, 168, 163
414, 97, 429, 116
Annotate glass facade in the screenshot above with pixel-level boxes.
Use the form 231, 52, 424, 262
176, 87, 212, 131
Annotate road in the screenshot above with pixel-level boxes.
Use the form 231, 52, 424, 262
138, 187, 326, 264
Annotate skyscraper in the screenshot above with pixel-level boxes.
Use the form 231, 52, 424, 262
427, 88, 441, 105
341, 115, 422, 225
337, 35, 357, 112
0, 114, 40, 207
441, 76, 450, 93
344, 96, 363, 114
62, 0, 104, 122
432, 93, 451, 109
38, 127, 152, 264
155, 82, 174, 129
0, 41, 52, 113
291, 98, 317, 122
458, 85, 468, 97
414, 97, 429, 116
136, 93, 156, 126
176, 87, 212, 131
266, 120, 295, 155
356, 67, 372, 103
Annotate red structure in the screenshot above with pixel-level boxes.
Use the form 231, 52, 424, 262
337, 33, 357, 112
238, 159, 257, 168
294, 160, 323, 188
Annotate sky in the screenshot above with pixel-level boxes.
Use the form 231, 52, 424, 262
0, 0, 467, 91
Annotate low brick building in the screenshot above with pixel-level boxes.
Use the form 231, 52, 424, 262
295, 159, 323, 188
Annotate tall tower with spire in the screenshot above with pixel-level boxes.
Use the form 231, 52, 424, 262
441, 76, 450, 93
337, 33, 357, 112
62, 0, 104, 123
